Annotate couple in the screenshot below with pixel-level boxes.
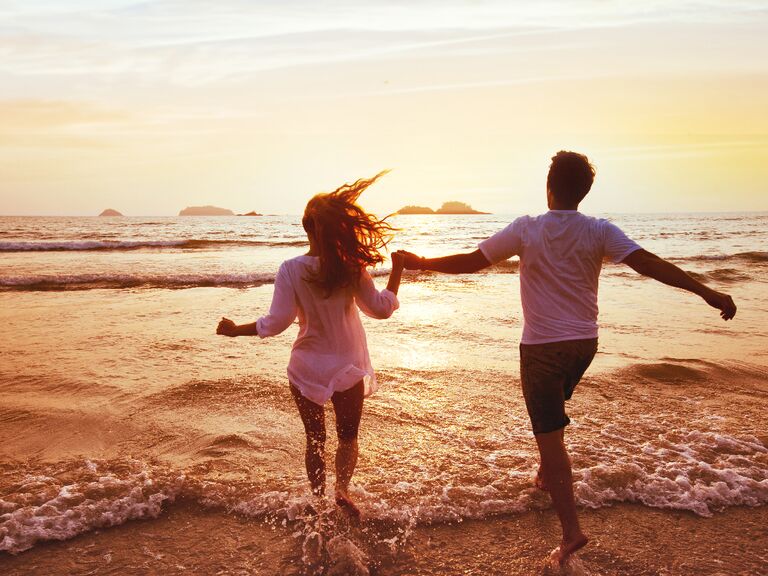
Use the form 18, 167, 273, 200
217, 151, 737, 566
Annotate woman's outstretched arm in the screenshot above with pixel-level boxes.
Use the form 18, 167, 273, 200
217, 262, 298, 337
216, 317, 258, 337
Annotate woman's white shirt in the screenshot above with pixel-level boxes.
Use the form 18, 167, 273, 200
256, 255, 399, 405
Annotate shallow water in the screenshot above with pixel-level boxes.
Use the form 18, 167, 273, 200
1, 213, 767, 573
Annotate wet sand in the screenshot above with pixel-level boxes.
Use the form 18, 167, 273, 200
2, 502, 765, 575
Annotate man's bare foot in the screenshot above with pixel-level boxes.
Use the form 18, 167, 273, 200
555, 532, 589, 566
334, 488, 361, 520
534, 468, 549, 491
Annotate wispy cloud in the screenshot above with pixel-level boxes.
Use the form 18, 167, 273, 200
5, 1, 766, 40
0, 99, 136, 152
0, 99, 130, 131
601, 138, 768, 160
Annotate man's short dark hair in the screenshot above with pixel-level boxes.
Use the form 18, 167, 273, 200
547, 151, 595, 206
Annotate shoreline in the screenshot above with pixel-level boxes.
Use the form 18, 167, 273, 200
2, 502, 766, 575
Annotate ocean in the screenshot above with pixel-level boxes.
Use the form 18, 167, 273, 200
1, 213, 767, 575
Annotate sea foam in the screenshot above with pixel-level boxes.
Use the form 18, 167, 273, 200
575, 429, 768, 516
0, 460, 183, 554
1, 430, 766, 554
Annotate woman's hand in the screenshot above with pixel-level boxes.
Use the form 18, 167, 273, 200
217, 317, 238, 337
392, 250, 405, 270
396, 250, 424, 270
386, 251, 406, 295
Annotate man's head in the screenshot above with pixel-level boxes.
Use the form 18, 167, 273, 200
546, 151, 595, 209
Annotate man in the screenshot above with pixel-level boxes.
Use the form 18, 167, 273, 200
398, 151, 736, 565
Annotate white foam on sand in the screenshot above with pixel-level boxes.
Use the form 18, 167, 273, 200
575, 429, 768, 516
0, 460, 184, 554
2, 429, 766, 555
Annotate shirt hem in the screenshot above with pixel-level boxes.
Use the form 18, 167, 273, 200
288, 364, 375, 406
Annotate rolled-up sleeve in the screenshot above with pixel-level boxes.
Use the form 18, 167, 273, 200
355, 269, 399, 319
256, 263, 298, 337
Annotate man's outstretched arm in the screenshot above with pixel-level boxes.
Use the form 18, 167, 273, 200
398, 249, 492, 274
622, 249, 737, 320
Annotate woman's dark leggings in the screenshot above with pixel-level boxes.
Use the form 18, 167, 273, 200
290, 380, 364, 444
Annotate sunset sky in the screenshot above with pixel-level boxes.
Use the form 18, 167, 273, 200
1, 1, 767, 216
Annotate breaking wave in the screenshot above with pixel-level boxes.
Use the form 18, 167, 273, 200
672, 251, 768, 264
0, 272, 276, 291
0, 268, 391, 291
0, 239, 308, 252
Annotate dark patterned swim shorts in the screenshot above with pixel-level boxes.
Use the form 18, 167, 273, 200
519, 338, 598, 435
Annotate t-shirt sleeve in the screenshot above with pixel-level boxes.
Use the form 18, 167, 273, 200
602, 220, 643, 263
478, 218, 524, 264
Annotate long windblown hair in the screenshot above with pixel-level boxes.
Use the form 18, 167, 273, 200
302, 171, 394, 297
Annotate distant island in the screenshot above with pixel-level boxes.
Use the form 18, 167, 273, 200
179, 205, 234, 216
397, 201, 489, 215
238, 211, 263, 216
397, 205, 435, 215
99, 209, 123, 217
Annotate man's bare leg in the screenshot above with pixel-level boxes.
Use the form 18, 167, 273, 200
535, 428, 588, 565
535, 428, 564, 491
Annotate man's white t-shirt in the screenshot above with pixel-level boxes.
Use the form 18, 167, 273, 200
478, 210, 642, 345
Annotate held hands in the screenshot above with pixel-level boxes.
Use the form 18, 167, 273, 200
702, 289, 737, 321
394, 250, 424, 270
216, 317, 238, 336
387, 251, 406, 295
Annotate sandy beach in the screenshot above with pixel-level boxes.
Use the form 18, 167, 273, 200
2, 503, 766, 575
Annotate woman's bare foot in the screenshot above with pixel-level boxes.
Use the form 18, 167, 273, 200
334, 488, 361, 520
555, 532, 589, 566
301, 501, 320, 518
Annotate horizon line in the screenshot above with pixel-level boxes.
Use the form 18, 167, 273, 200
2, 209, 768, 218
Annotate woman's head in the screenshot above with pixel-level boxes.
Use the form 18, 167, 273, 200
302, 171, 393, 297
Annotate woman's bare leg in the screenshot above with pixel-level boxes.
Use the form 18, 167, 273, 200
330, 381, 364, 516
290, 384, 326, 496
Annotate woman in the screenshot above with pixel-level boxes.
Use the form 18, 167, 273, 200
217, 172, 404, 517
